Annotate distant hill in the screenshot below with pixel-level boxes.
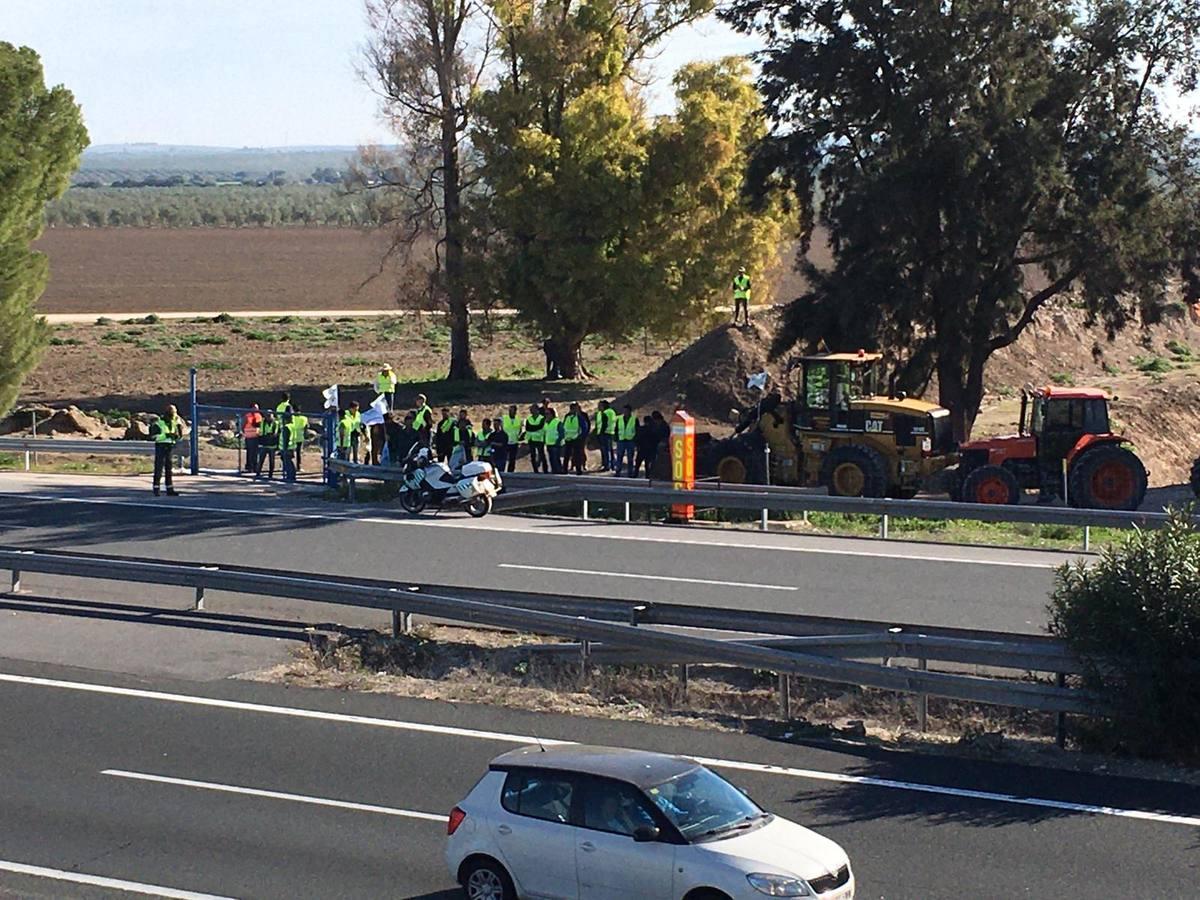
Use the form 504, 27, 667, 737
75, 144, 394, 185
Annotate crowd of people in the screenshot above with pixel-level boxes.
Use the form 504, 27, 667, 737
231, 363, 673, 483
236, 392, 311, 483
332, 390, 672, 477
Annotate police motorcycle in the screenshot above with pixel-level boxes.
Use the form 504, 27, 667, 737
398, 444, 502, 518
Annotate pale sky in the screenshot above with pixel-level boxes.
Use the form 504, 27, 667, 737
6, 0, 758, 147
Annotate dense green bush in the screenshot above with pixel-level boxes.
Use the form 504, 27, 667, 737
1048, 509, 1200, 763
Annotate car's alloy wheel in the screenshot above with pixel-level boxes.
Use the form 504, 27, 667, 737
465, 866, 506, 900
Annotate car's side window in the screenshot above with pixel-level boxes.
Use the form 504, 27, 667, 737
500, 770, 574, 824
580, 777, 659, 837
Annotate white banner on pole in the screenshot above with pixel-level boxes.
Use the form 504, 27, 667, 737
322, 384, 340, 410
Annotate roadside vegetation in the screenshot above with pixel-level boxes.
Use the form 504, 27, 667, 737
45, 184, 369, 228
256, 624, 1064, 762
1049, 508, 1200, 765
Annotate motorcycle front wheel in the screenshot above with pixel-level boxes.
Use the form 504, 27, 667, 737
401, 487, 428, 514
464, 494, 492, 518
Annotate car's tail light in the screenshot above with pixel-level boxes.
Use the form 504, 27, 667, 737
448, 806, 467, 835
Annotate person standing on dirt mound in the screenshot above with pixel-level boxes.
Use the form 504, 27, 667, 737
375, 364, 398, 411
732, 266, 751, 325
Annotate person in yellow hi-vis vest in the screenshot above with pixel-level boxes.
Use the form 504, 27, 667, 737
375, 364, 398, 411
732, 266, 751, 325
151, 404, 183, 496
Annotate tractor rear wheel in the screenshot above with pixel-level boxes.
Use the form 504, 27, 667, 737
960, 465, 1020, 505
1068, 445, 1147, 511
820, 445, 888, 498
1191, 456, 1200, 499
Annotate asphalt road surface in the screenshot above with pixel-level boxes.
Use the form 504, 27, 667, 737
0, 658, 1198, 899
0, 473, 1077, 634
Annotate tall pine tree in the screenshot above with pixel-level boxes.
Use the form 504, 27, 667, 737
724, 0, 1200, 438
0, 43, 88, 418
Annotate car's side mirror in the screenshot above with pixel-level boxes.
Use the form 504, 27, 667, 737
632, 825, 660, 843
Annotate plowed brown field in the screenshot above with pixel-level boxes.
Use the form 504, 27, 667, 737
34, 228, 402, 314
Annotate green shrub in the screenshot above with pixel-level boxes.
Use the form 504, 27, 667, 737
1102, 362, 1121, 375
177, 334, 228, 349
243, 330, 276, 342
342, 356, 373, 366
1048, 508, 1200, 763
1166, 339, 1194, 361
211, 312, 235, 324
1050, 371, 1075, 386
95, 316, 113, 325
49, 337, 83, 346
1132, 354, 1172, 374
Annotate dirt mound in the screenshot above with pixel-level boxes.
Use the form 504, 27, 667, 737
618, 309, 789, 427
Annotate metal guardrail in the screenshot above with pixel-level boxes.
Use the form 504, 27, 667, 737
0, 546, 1094, 718
0, 437, 186, 471
326, 458, 1174, 538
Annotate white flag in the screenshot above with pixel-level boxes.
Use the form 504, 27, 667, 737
322, 384, 339, 410
370, 393, 389, 415
747, 371, 769, 392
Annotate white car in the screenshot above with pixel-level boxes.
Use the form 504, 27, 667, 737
445, 744, 854, 900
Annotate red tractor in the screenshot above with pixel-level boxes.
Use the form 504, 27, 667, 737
955, 386, 1147, 510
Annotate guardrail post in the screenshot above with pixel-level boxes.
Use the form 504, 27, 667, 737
24, 450, 30, 472
917, 657, 928, 732
392, 610, 412, 637
760, 508, 768, 532
580, 640, 592, 680
1056, 672, 1067, 748
582, 499, 589, 520
31, 412, 38, 467
194, 586, 205, 611
9, 569, 20, 594
679, 663, 689, 700
624, 501, 631, 523
629, 604, 646, 627
1083, 526, 1091, 552
347, 477, 356, 502
879, 514, 889, 540
778, 673, 791, 720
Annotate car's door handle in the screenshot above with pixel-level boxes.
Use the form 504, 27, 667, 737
497, 825, 512, 835
579, 842, 596, 852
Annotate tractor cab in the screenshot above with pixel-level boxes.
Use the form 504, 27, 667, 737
795, 351, 883, 431
956, 386, 1146, 509
1024, 387, 1112, 467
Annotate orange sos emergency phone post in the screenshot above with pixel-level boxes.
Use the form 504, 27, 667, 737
670, 409, 695, 522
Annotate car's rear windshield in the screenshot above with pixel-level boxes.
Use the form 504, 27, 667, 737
643, 766, 764, 841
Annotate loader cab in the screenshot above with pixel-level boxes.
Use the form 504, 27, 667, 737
797, 352, 883, 431
1022, 387, 1112, 470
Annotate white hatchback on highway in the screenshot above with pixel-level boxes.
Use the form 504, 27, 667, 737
445, 744, 854, 900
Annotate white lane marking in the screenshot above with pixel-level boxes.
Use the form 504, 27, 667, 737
2, 492, 1061, 569
0, 858, 235, 899
0, 672, 570, 746
3, 672, 1196, 829
498, 563, 798, 591
102, 769, 444, 821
